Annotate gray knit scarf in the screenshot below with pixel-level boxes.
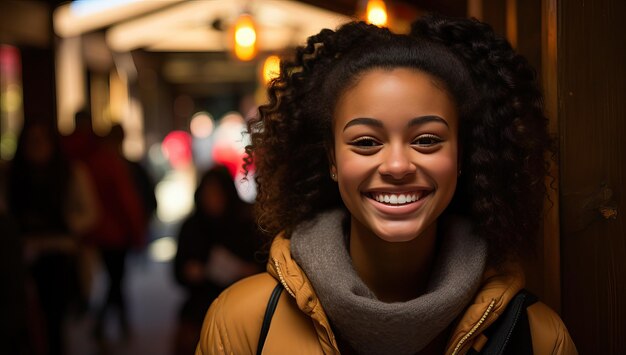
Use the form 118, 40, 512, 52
291, 210, 487, 355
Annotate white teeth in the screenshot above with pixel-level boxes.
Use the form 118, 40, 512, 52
372, 192, 424, 205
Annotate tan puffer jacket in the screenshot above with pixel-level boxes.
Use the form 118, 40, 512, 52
196, 235, 577, 355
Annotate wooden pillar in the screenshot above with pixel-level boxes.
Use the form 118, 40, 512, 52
557, 0, 626, 352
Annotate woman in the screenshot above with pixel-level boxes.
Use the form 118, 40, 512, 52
196, 14, 577, 354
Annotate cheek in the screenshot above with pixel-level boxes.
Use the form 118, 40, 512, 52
333, 149, 372, 207
422, 151, 458, 196
334, 149, 374, 182
428, 155, 457, 178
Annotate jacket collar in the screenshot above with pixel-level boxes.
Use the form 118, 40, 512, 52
445, 263, 525, 354
267, 234, 340, 353
267, 233, 525, 355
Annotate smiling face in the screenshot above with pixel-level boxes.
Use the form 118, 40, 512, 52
331, 68, 459, 243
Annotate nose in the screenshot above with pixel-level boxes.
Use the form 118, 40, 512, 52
378, 144, 417, 180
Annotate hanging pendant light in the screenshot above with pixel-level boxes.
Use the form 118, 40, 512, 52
366, 0, 388, 27
232, 13, 257, 61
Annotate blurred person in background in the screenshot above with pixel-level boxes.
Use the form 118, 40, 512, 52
62, 109, 147, 344
173, 165, 263, 355
0, 160, 32, 355
8, 119, 99, 355
106, 123, 157, 239
0, 208, 31, 355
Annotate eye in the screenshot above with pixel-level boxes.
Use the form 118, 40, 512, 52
349, 136, 381, 148
412, 134, 443, 147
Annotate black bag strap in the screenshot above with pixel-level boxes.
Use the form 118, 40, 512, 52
475, 289, 538, 355
256, 282, 284, 355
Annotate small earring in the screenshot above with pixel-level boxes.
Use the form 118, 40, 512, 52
457, 169, 462, 176
331, 172, 337, 181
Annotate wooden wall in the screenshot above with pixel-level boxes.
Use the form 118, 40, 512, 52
470, 1, 626, 352
557, 0, 626, 353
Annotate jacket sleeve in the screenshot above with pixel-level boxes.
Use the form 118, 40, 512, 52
528, 302, 578, 355
195, 274, 275, 355
196, 296, 229, 355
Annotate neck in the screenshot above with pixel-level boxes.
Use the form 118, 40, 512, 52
349, 218, 438, 302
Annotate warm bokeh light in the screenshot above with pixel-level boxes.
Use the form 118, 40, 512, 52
155, 168, 195, 223
2, 84, 22, 113
233, 14, 257, 61
190, 111, 214, 138
220, 111, 245, 125
235, 27, 256, 47
148, 236, 178, 262
366, 0, 388, 27
55, 37, 86, 134
262, 55, 281, 84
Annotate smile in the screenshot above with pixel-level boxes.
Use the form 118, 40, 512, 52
368, 191, 428, 206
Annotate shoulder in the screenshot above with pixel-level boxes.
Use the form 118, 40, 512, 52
196, 272, 326, 355
527, 302, 578, 354
213, 272, 279, 317
196, 273, 280, 355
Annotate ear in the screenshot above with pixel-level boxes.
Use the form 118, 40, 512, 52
325, 142, 337, 178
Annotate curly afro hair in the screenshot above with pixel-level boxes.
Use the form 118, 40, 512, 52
245, 13, 552, 265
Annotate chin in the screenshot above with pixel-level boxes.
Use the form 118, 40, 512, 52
373, 224, 424, 243
369, 212, 442, 243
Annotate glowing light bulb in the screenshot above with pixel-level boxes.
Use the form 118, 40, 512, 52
366, 0, 388, 27
233, 14, 257, 61
236, 27, 256, 47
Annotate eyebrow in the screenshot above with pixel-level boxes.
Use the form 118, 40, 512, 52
408, 115, 449, 128
343, 115, 449, 131
343, 117, 383, 131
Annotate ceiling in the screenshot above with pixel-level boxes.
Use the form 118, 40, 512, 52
50, 0, 466, 97
54, 0, 355, 52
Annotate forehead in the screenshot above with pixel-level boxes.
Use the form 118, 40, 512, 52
342, 67, 452, 101
334, 68, 458, 128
